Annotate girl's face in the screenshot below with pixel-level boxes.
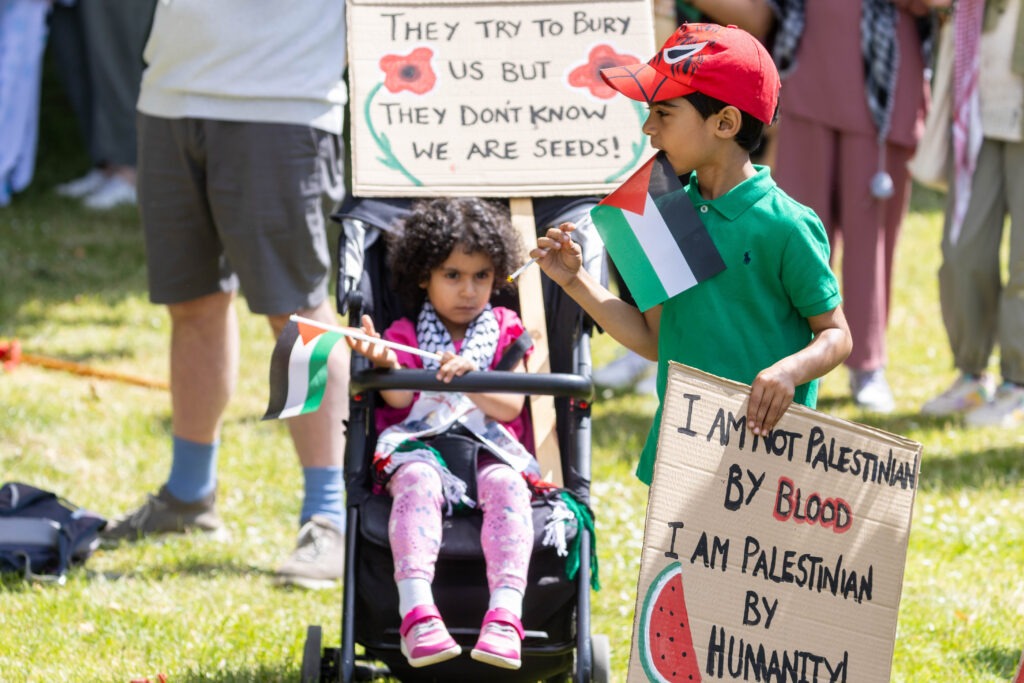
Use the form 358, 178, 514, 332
422, 246, 495, 340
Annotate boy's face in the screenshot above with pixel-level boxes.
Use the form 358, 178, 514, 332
642, 96, 716, 177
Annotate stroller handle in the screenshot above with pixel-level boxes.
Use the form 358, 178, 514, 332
350, 368, 593, 400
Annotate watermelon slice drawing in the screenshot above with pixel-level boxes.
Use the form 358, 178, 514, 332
638, 561, 702, 682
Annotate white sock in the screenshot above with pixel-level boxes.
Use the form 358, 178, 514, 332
488, 586, 523, 619
397, 578, 434, 617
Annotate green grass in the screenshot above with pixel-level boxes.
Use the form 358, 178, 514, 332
2, 72, 1023, 682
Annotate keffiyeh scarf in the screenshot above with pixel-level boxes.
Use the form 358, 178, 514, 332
766, 0, 930, 143
373, 303, 534, 510
950, 0, 985, 244
861, 0, 900, 142
415, 301, 499, 371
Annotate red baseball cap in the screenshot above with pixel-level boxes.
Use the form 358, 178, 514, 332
600, 23, 780, 125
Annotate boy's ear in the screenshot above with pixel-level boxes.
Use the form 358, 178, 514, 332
713, 106, 743, 139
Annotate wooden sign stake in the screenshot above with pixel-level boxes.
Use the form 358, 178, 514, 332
509, 197, 562, 487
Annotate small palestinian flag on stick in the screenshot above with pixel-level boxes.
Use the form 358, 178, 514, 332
263, 317, 346, 420
264, 316, 443, 420
590, 152, 725, 311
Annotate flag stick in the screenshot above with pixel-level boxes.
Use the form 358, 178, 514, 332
507, 249, 547, 282
289, 315, 443, 362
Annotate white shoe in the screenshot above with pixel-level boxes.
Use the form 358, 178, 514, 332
921, 373, 995, 416
850, 368, 895, 414
83, 176, 137, 209
593, 351, 655, 390
55, 169, 107, 198
964, 382, 1024, 428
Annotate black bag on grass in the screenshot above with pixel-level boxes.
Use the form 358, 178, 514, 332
0, 482, 106, 583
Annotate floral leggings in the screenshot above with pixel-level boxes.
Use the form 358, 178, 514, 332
387, 457, 533, 593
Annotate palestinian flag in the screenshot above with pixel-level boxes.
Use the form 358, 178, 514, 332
590, 152, 725, 311
263, 319, 344, 420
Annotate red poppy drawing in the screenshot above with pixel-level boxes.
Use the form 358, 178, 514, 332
379, 47, 437, 95
364, 47, 436, 185
568, 44, 639, 100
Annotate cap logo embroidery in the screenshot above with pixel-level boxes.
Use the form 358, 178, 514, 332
662, 41, 709, 65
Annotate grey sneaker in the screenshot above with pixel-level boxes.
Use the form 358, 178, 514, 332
964, 382, 1024, 428
921, 373, 996, 416
102, 486, 224, 543
274, 515, 345, 590
850, 368, 895, 414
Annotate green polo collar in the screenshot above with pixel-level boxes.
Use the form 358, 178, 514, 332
684, 165, 776, 222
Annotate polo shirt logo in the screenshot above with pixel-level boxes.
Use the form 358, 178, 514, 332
744, 251, 751, 265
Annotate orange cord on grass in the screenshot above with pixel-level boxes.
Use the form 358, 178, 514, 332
0, 339, 168, 390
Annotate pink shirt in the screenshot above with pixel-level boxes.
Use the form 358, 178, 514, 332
779, 2, 927, 148
374, 306, 534, 451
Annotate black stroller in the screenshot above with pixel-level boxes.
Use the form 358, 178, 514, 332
299, 198, 611, 682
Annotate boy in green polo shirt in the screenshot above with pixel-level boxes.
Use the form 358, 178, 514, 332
533, 23, 853, 484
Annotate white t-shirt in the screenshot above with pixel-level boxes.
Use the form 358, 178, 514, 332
137, 0, 347, 134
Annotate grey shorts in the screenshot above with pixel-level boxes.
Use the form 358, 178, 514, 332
137, 114, 344, 315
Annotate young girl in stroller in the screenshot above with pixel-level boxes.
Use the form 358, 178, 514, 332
345, 197, 539, 671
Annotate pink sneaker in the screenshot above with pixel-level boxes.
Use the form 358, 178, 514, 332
470, 608, 524, 670
399, 605, 462, 668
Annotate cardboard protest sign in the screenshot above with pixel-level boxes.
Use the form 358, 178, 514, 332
629, 363, 922, 683
347, 0, 654, 196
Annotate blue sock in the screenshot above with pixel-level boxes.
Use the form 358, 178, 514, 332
301, 466, 344, 530
166, 436, 218, 503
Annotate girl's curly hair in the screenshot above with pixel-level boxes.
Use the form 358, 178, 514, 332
386, 197, 524, 313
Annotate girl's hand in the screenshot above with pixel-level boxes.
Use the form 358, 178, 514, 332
533, 222, 583, 288
436, 351, 477, 383
345, 314, 400, 369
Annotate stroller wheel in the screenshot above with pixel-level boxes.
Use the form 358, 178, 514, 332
591, 634, 611, 683
301, 624, 323, 683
